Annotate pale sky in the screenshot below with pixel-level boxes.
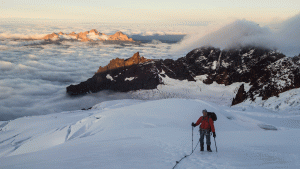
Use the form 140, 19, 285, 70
1, 0, 300, 25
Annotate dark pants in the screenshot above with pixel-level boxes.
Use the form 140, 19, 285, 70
199, 129, 211, 145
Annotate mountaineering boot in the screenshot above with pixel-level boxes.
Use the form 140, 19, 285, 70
207, 145, 212, 152
200, 144, 204, 151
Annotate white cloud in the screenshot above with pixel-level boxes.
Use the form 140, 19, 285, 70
0, 33, 47, 40
172, 14, 300, 57
0, 60, 14, 71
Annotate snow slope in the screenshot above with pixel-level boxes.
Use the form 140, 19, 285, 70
0, 99, 299, 169
130, 75, 252, 106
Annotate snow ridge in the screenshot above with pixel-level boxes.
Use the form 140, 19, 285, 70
0, 99, 299, 169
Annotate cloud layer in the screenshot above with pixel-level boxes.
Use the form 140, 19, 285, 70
0, 27, 178, 120
173, 14, 300, 57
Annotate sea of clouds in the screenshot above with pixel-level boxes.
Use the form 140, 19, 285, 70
0, 20, 189, 121
1, 14, 300, 121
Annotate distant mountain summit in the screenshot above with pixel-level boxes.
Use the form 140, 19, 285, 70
67, 52, 159, 94
42, 29, 134, 42
66, 46, 300, 105
96, 52, 151, 73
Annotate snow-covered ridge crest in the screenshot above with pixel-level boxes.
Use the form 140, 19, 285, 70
1, 98, 299, 168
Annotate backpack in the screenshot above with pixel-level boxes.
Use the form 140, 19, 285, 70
207, 112, 217, 121
200, 112, 217, 132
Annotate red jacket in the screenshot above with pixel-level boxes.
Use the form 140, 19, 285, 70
195, 116, 215, 132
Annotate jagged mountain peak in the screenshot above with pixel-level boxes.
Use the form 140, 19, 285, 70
96, 52, 152, 74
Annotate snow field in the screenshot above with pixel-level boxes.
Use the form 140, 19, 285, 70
131, 75, 251, 106
239, 88, 300, 114
0, 98, 299, 168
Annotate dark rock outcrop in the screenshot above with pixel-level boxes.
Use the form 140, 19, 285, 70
67, 46, 300, 106
67, 52, 161, 95
232, 84, 247, 105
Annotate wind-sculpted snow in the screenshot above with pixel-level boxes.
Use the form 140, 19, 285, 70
0, 99, 299, 168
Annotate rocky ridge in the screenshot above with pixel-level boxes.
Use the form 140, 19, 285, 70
96, 52, 151, 73
67, 52, 160, 94
42, 29, 134, 42
67, 46, 300, 105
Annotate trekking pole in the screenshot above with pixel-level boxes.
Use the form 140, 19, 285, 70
214, 137, 218, 152
192, 126, 194, 153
